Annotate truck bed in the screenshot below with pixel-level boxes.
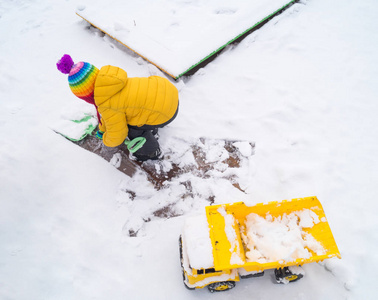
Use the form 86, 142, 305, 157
206, 196, 341, 272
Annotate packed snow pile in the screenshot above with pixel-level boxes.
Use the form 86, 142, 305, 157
182, 214, 214, 270
51, 113, 98, 141
242, 209, 326, 263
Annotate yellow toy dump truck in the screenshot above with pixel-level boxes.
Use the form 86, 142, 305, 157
179, 196, 341, 292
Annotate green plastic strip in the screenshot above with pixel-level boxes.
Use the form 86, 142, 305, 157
56, 114, 97, 142
56, 123, 97, 142
64, 123, 97, 142
72, 114, 93, 123
177, 0, 297, 79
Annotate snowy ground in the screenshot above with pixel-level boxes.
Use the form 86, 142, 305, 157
76, 0, 296, 77
1, 0, 378, 299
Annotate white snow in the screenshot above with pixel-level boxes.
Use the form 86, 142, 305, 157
76, 0, 295, 77
233, 141, 254, 157
242, 209, 325, 263
289, 265, 305, 276
1, 0, 378, 299
182, 214, 214, 270
297, 208, 320, 228
51, 114, 98, 141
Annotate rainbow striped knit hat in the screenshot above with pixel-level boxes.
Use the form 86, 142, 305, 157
57, 54, 99, 104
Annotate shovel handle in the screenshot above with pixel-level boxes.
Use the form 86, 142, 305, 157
124, 137, 146, 153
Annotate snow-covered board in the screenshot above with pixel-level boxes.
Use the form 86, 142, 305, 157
75, 134, 255, 193
52, 114, 255, 199
76, 0, 298, 79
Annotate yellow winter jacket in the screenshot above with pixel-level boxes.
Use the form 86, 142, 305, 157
94, 66, 179, 147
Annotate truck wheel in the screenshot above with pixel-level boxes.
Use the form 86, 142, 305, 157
275, 267, 303, 284
207, 281, 236, 292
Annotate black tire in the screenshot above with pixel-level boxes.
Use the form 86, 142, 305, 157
179, 236, 195, 290
275, 267, 303, 284
207, 281, 236, 293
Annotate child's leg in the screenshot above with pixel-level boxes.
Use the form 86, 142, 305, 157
127, 104, 178, 161
128, 128, 160, 161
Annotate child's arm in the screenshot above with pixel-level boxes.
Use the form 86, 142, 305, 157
99, 107, 128, 147
94, 65, 129, 147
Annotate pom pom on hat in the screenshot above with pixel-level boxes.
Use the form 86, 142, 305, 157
57, 54, 74, 74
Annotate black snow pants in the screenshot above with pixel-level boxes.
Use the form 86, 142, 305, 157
127, 104, 179, 161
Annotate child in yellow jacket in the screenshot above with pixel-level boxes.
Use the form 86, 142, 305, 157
57, 54, 179, 161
